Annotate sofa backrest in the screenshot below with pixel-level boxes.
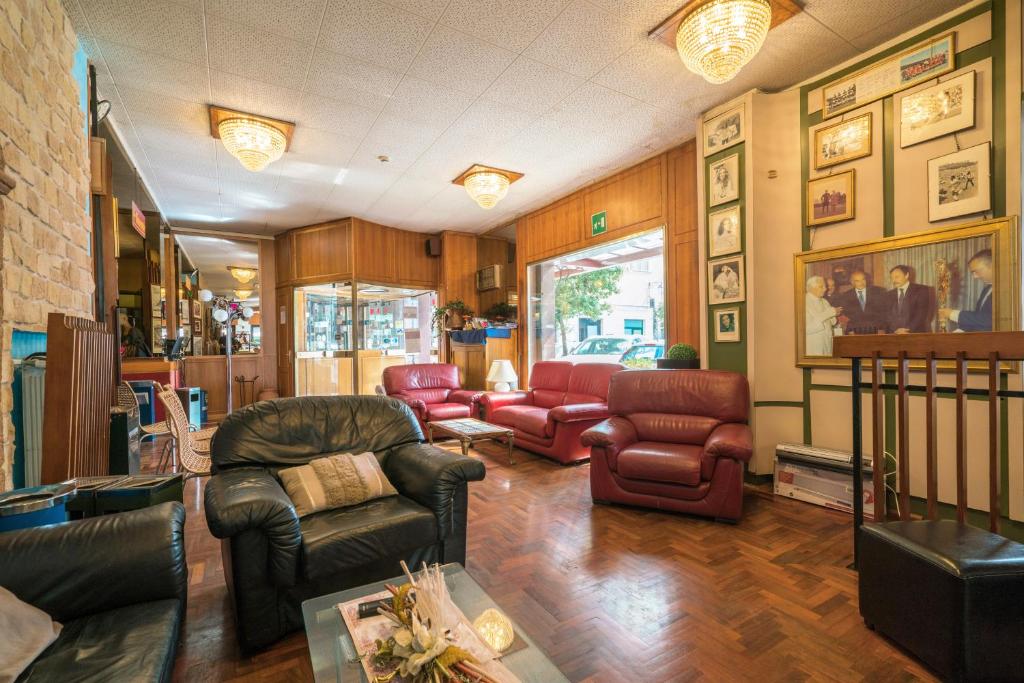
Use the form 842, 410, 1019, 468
383, 363, 461, 397
210, 396, 422, 472
564, 363, 623, 404
528, 361, 573, 408
607, 370, 750, 445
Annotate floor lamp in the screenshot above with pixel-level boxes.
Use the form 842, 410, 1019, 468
199, 289, 253, 415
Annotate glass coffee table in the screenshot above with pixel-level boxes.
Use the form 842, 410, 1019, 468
302, 563, 567, 683
426, 418, 516, 464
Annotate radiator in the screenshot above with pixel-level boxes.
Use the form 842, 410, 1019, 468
21, 361, 46, 487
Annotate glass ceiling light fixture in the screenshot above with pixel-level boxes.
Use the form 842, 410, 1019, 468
234, 288, 254, 300
674, 0, 771, 84
227, 266, 257, 284
452, 164, 524, 210
209, 105, 295, 173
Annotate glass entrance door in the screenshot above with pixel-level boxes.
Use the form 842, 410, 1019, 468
294, 282, 354, 396
355, 284, 437, 394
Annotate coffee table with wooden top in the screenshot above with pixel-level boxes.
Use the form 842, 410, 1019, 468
426, 418, 515, 464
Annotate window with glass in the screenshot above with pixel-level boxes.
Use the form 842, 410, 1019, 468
528, 229, 665, 367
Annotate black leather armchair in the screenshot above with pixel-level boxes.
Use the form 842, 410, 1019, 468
0, 502, 187, 682
205, 395, 486, 652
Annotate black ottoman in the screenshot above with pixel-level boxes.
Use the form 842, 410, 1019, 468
859, 520, 1024, 682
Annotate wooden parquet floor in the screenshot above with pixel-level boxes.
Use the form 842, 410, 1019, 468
153, 439, 938, 682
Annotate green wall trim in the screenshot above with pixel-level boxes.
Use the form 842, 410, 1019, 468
882, 98, 895, 237
754, 400, 804, 408
991, 0, 1007, 218
809, 383, 851, 392
802, 369, 812, 443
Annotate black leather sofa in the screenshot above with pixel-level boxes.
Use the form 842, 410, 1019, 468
0, 502, 187, 682
204, 395, 487, 652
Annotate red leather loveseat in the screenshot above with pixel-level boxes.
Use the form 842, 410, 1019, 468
381, 364, 482, 431
581, 369, 752, 521
479, 361, 623, 464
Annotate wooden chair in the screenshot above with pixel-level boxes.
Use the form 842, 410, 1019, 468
156, 385, 215, 478
834, 332, 1024, 682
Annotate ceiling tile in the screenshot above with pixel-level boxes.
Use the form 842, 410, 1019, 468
381, 0, 450, 20
523, 0, 635, 78
482, 56, 584, 117
287, 127, 362, 166
205, 0, 328, 43
116, 87, 210, 137
546, 81, 639, 135
351, 114, 446, 172
439, 0, 571, 54
592, 40, 703, 112
406, 25, 517, 96
381, 76, 476, 131
92, 40, 208, 104
209, 70, 303, 122
295, 93, 382, 139
73, 0, 205, 63
445, 100, 536, 148
803, 0, 915, 45
318, 0, 434, 72
586, 0, 683, 38
206, 14, 314, 89
305, 48, 404, 102
847, 1, 969, 52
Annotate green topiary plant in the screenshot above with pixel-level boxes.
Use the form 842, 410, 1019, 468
431, 300, 474, 332
483, 302, 516, 321
666, 343, 698, 361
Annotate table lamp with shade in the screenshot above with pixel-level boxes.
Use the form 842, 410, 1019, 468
486, 360, 517, 392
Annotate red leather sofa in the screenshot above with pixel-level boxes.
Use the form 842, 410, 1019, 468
581, 369, 752, 521
381, 364, 482, 431
479, 361, 623, 464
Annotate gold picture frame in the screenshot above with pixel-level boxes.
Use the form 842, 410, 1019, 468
814, 113, 872, 170
793, 216, 1019, 368
807, 170, 855, 227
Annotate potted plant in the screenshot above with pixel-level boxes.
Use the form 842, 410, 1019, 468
483, 302, 516, 322
431, 300, 474, 332
657, 343, 699, 369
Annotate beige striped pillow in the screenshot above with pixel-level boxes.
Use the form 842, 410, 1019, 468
278, 452, 398, 517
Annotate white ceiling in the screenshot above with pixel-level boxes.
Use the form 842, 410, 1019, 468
64, 0, 967, 236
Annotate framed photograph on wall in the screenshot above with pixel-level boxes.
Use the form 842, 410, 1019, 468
900, 71, 975, 148
708, 153, 739, 206
703, 104, 744, 157
192, 321, 202, 335
927, 142, 990, 222
708, 205, 741, 257
807, 170, 855, 227
814, 112, 872, 169
793, 217, 1019, 368
191, 300, 201, 318
708, 256, 745, 305
714, 307, 741, 342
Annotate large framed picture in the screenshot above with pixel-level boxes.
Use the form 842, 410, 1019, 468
708, 153, 739, 206
899, 71, 975, 148
708, 205, 741, 257
814, 112, 872, 169
703, 104, 744, 157
928, 142, 990, 222
807, 170, 855, 227
714, 307, 741, 343
708, 255, 745, 305
793, 217, 1019, 368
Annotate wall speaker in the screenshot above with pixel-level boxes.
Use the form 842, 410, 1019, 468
426, 237, 441, 257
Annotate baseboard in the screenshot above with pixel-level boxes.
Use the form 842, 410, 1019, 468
744, 472, 773, 486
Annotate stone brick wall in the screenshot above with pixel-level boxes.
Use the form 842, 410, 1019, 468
0, 0, 94, 490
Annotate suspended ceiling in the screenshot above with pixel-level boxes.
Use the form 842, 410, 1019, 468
64, 0, 968, 236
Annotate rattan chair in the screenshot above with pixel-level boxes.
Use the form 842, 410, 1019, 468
118, 380, 175, 468
157, 385, 214, 478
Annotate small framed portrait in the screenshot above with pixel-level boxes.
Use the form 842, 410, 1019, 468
814, 112, 872, 169
703, 104, 745, 157
191, 300, 201, 318
807, 170, 855, 227
192, 321, 202, 335
708, 153, 739, 206
708, 205, 741, 257
708, 256, 745, 305
714, 307, 741, 342
928, 142, 990, 222
899, 71, 975, 148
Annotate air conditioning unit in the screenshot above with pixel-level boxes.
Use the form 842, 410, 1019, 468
774, 442, 875, 516
476, 264, 503, 291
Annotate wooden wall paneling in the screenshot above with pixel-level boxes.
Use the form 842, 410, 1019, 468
184, 355, 261, 420
162, 233, 178, 334
290, 219, 352, 283
476, 237, 515, 313
275, 231, 294, 284
257, 240, 278, 389
666, 141, 700, 348
582, 156, 663, 238
275, 285, 294, 397
440, 231, 479, 312
520, 196, 583, 262
393, 228, 439, 287
98, 191, 119, 323
353, 219, 397, 283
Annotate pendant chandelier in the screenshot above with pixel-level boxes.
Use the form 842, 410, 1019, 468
228, 266, 257, 284
452, 164, 524, 210
675, 0, 772, 84
209, 105, 295, 173
234, 288, 254, 300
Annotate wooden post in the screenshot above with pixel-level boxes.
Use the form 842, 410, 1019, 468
988, 352, 1000, 532
870, 353, 885, 522
896, 351, 910, 521
925, 352, 938, 520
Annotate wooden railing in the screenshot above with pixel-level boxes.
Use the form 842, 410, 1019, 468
833, 332, 1024, 563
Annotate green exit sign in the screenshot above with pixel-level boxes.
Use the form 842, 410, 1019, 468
591, 210, 607, 236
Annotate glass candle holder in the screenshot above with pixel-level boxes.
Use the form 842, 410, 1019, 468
472, 608, 514, 652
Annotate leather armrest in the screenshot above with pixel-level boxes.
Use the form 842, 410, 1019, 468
581, 416, 638, 451
0, 502, 187, 622
479, 391, 531, 412
204, 467, 301, 586
549, 402, 610, 424
448, 389, 484, 407
382, 443, 486, 540
704, 422, 753, 463
391, 393, 427, 415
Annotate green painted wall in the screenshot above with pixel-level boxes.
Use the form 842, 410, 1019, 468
705, 144, 747, 374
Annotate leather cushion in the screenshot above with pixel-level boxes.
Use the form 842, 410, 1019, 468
404, 388, 450, 405
424, 403, 472, 421
529, 361, 573, 392
566, 363, 622, 401
616, 442, 703, 486
629, 413, 720, 445
607, 369, 749, 423
17, 599, 180, 683
862, 520, 1024, 578
300, 496, 438, 581
490, 405, 551, 438
532, 389, 565, 409
383, 364, 460, 393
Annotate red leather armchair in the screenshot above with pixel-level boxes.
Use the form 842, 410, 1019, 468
479, 361, 623, 464
581, 369, 752, 521
381, 364, 482, 432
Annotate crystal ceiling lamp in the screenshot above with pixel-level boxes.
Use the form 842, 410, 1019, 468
209, 105, 295, 172
227, 266, 257, 284
234, 288, 254, 300
452, 164, 524, 210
